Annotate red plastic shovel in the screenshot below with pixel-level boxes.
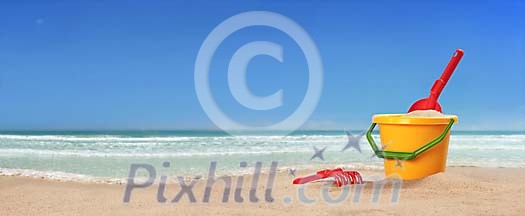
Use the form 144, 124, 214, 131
408, 49, 464, 113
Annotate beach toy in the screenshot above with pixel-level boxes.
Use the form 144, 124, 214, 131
366, 114, 457, 180
408, 49, 464, 113
293, 168, 363, 187
366, 49, 463, 180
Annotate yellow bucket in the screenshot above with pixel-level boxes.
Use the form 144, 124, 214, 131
366, 114, 458, 180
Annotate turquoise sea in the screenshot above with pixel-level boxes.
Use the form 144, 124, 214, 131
0, 130, 523, 182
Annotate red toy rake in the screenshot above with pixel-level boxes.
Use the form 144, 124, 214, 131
292, 168, 363, 187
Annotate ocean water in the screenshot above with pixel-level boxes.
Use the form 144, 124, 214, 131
0, 131, 523, 182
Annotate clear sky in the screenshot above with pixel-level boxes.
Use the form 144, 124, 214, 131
1, 0, 523, 131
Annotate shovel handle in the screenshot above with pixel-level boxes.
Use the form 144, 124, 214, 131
430, 49, 464, 101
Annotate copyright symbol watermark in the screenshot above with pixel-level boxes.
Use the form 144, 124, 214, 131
194, 11, 323, 136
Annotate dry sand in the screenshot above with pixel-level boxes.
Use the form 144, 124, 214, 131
1, 167, 524, 215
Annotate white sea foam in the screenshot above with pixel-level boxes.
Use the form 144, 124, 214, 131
0, 133, 523, 182
0, 135, 198, 142
0, 168, 125, 184
0, 134, 346, 142
0, 148, 314, 157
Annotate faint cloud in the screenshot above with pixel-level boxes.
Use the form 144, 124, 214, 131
35, 19, 45, 24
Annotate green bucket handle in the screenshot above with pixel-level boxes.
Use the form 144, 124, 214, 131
366, 118, 455, 160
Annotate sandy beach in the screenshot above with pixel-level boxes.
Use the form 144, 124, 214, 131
1, 167, 524, 215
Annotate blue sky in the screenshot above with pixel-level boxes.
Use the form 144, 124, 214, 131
0, 0, 523, 131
